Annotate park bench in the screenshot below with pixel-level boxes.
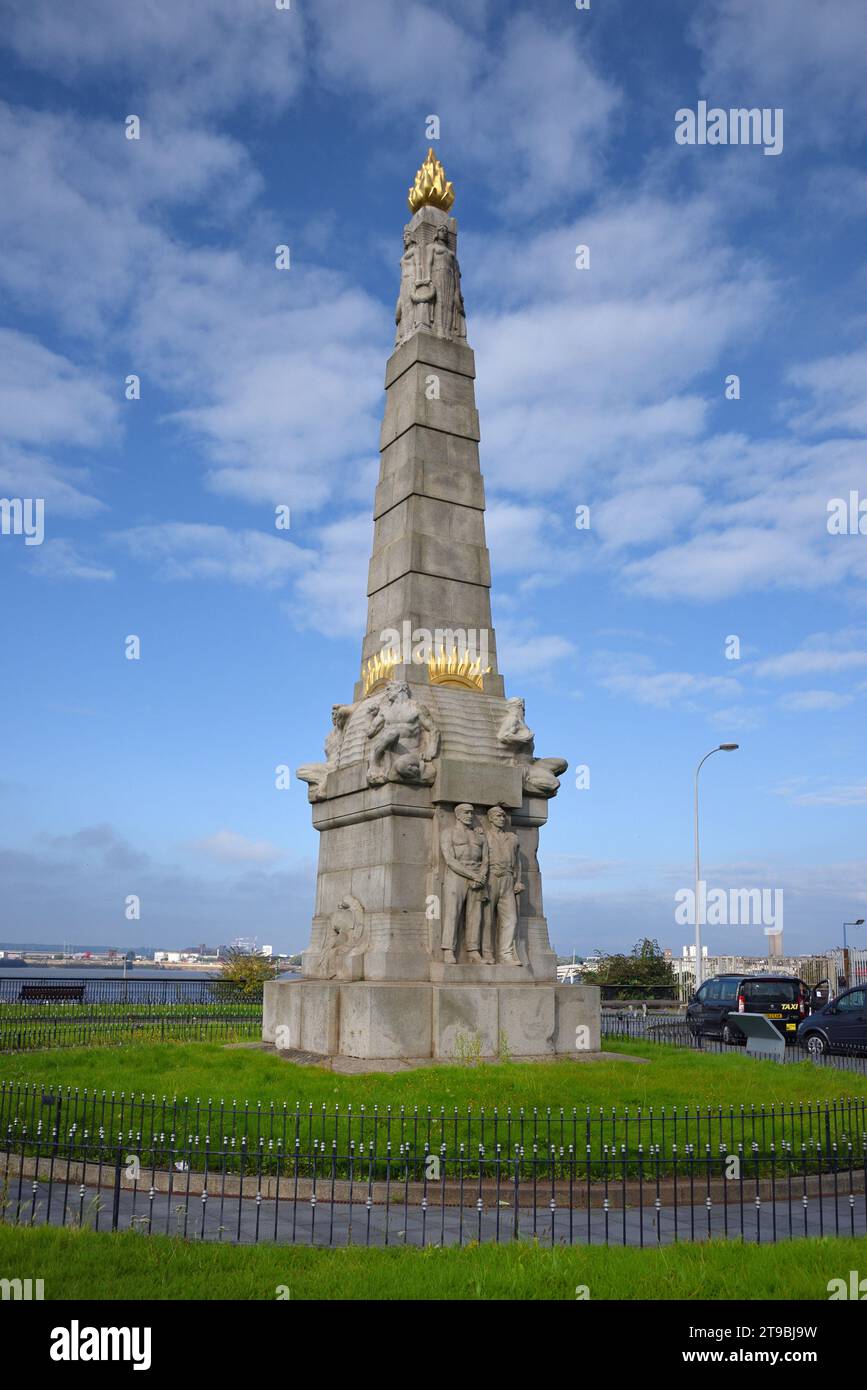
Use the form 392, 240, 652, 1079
18, 983, 86, 1003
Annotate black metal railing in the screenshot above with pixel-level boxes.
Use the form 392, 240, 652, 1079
602, 1012, 867, 1073
2, 1082, 865, 1177
0, 981, 263, 1052
0, 977, 262, 1006
1, 1126, 864, 1248
0, 1013, 262, 1053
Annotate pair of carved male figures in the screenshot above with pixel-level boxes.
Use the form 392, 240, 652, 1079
395, 225, 467, 346
440, 804, 524, 966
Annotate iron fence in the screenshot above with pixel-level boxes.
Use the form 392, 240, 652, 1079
2, 1081, 865, 1177
1, 1125, 864, 1248
0, 980, 263, 1052
0, 1012, 262, 1053
0, 977, 262, 1006
603, 1011, 867, 1074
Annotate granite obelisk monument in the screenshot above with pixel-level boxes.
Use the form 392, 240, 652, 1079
264, 151, 600, 1060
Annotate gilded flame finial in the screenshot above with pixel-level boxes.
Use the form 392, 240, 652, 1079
408, 148, 455, 214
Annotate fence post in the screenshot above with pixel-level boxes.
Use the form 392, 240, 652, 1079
111, 1141, 123, 1232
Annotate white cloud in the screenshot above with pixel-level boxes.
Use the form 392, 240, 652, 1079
286, 513, 371, 639
2, 1, 307, 122
113, 523, 313, 588
188, 830, 285, 865
691, 0, 867, 147
313, 4, 620, 210
599, 667, 740, 710
787, 348, 867, 435
620, 525, 809, 602
789, 784, 867, 808
778, 690, 855, 712
27, 538, 114, 583
594, 485, 705, 552
485, 498, 574, 577
0, 329, 118, 448
0, 445, 105, 518
0, 103, 261, 337
755, 633, 867, 680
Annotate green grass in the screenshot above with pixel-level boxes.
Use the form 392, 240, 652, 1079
0, 1003, 262, 1053
1, 1223, 863, 1299
0, 1019, 260, 1053
3, 1037, 865, 1110
2, 1039, 865, 1174
0, 1002, 260, 1021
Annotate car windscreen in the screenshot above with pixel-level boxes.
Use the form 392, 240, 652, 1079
741, 980, 799, 1005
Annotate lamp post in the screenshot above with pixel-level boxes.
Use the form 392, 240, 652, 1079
843, 919, 865, 986
694, 743, 739, 989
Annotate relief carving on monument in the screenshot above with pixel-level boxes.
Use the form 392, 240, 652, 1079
296, 702, 356, 802
496, 695, 567, 799
312, 895, 368, 980
394, 225, 467, 348
440, 803, 489, 964
365, 680, 440, 786
483, 806, 524, 966
435, 802, 525, 967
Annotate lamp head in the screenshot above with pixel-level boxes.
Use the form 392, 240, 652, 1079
719, 743, 739, 751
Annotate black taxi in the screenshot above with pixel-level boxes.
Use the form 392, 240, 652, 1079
686, 973, 812, 1045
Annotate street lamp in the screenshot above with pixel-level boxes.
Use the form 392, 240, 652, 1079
842, 917, 865, 987
694, 743, 739, 988
843, 919, 864, 954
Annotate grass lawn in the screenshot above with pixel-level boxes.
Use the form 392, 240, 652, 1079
0, 1223, 862, 1300
3, 1038, 866, 1113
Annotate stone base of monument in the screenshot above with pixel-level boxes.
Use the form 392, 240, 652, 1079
263, 979, 601, 1062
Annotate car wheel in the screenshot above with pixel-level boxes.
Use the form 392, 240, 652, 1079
805, 1033, 827, 1056
722, 1022, 738, 1046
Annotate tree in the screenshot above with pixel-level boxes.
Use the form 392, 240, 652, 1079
213, 948, 281, 997
583, 938, 676, 999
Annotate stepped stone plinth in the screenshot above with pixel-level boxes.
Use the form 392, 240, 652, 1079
264, 150, 600, 1061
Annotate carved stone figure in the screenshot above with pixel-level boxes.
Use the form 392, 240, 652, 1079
296, 702, 355, 802
315, 895, 367, 979
484, 805, 524, 965
522, 756, 568, 798
394, 221, 467, 347
440, 804, 489, 964
366, 680, 440, 786
395, 231, 422, 346
497, 697, 535, 754
429, 226, 459, 339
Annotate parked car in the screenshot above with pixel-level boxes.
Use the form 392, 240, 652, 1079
796, 985, 867, 1055
686, 973, 813, 1045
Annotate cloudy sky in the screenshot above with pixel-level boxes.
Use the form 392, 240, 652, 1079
1, 0, 865, 957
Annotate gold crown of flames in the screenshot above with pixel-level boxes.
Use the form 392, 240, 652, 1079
408, 148, 455, 214
362, 645, 491, 696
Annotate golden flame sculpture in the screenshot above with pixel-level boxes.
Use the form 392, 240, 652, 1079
408, 148, 455, 214
363, 647, 401, 696
428, 644, 491, 691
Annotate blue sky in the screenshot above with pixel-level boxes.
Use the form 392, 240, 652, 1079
0, 0, 865, 957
